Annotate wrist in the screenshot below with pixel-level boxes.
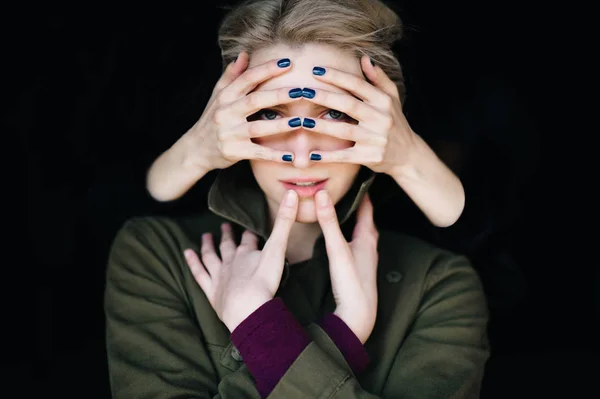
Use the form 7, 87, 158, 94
333, 308, 373, 345
224, 297, 272, 332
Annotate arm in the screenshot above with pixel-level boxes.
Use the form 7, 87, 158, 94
232, 254, 489, 398
146, 132, 210, 202
391, 133, 465, 228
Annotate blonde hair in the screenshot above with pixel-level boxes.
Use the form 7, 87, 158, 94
217, 0, 406, 102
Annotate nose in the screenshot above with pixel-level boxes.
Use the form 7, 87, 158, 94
288, 127, 318, 169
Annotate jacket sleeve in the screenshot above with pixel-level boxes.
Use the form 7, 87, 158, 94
104, 218, 264, 399
264, 254, 490, 398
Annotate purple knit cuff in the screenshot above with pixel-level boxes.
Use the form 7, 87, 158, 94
230, 297, 311, 398
318, 313, 370, 375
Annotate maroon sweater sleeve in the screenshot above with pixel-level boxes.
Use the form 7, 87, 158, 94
230, 299, 370, 398
230, 297, 310, 398
317, 313, 371, 375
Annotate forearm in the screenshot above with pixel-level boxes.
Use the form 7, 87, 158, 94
146, 134, 209, 202
392, 133, 465, 227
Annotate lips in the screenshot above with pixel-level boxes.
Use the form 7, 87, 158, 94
280, 178, 329, 197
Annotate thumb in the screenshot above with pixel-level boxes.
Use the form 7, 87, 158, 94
360, 55, 400, 100
315, 190, 350, 256
262, 190, 298, 263
214, 51, 249, 92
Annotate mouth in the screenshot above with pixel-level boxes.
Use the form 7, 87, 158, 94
280, 178, 329, 197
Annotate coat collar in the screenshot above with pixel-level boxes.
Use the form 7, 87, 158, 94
207, 161, 376, 242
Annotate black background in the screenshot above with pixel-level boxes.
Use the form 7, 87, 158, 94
18, 1, 596, 397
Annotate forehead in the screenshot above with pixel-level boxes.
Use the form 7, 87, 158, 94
249, 43, 363, 94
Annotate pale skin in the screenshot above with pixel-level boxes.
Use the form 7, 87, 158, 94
161, 43, 464, 343
184, 189, 378, 344
146, 46, 465, 228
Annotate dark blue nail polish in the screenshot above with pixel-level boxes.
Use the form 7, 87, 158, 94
288, 117, 301, 127
289, 88, 303, 98
303, 118, 315, 128
282, 154, 293, 162
302, 88, 316, 99
310, 154, 322, 161
370, 58, 375, 66
312, 66, 326, 76
277, 58, 291, 68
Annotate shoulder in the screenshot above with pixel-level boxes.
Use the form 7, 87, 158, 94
108, 211, 227, 267
377, 230, 483, 292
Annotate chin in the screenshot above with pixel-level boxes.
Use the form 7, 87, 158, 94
294, 198, 319, 223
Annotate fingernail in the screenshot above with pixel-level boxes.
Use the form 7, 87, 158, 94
310, 153, 321, 161
370, 58, 375, 67
277, 58, 291, 68
303, 118, 315, 128
312, 66, 326, 76
289, 88, 303, 98
318, 190, 329, 207
282, 154, 293, 162
302, 88, 316, 99
285, 190, 297, 206
184, 249, 194, 259
288, 117, 301, 127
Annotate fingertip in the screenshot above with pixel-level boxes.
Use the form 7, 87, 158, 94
285, 189, 298, 207
184, 249, 196, 260
316, 189, 330, 209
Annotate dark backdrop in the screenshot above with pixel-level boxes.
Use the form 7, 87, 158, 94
18, 1, 596, 397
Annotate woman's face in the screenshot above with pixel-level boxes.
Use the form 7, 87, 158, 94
248, 43, 364, 224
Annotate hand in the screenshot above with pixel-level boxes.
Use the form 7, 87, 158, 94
315, 190, 379, 344
180, 51, 305, 173
184, 190, 299, 332
300, 55, 418, 176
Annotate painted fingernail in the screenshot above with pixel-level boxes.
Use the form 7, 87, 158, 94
288, 117, 302, 127
370, 58, 375, 66
310, 153, 322, 161
303, 118, 315, 128
289, 88, 303, 98
282, 154, 293, 162
277, 58, 291, 68
312, 66, 326, 76
285, 190, 297, 205
302, 88, 316, 98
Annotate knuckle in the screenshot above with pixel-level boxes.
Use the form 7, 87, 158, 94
244, 92, 258, 109
212, 107, 226, 125
373, 134, 388, 148
381, 115, 394, 131
381, 95, 394, 111
248, 121, 262, 137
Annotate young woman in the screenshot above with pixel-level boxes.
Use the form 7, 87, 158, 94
104, 1, 489, 398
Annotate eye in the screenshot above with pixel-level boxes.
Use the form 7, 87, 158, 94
257, 109, 279, 120
324, 109, 349, 121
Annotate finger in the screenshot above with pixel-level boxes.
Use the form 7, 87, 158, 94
300, 118, 380, 144
311, 63, 386, 104
228, 87, 303, 119
302, 88, 379, 123
200, 233, 221, 277
352, 193, 378, 242
221, 140, 295, 164
239, 230, 259, 252
262, 190, 298, 257
310, 146, 383, 165
225, 117, 302, 140
219, 223, 237, 264
221, 57, 293, 102
360, 55, 400, 100
184, 248, 212, 294
214, 51, 249, 93
315, 190, 351, 257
